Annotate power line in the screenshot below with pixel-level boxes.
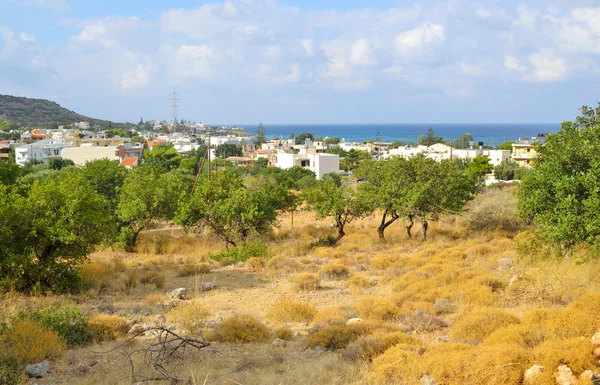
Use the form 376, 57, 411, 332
169, 88, 180, 125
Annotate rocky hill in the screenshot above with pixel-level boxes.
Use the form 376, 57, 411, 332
0, 94, 130, 128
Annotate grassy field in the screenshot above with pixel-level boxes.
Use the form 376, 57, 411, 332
2, 188, 600, 385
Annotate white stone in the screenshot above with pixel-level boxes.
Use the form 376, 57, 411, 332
346, 318, 364, 325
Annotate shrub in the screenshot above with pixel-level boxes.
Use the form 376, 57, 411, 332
344, 274, 371, 293
123, 269, 139, 291
275, 327, 293, 341
306, 325, 359, 350
244, 257, 265, 269
86, 314, 130, 343
451, 308, 520, 344
211, 315, 271, 343
210, 242, 268, 263
532, 337, 596, 381
342, 331, 422, 361
308, 235, 337, 249
31, 304, 91, 348
371, 254, 395, 270
293, 273, 321, 292
0, 357, 20, 385
463, 188, 520, 232
319, 264, 350, 280
2, 320, 66, 364
268, 299, 317, 323
80, 261, 112, 292
139, 270, 166, 289
354, 297, 400, 321
368, 343, 422, 383
167, 300, 210, 335
266, 256, 300, 273
177, 263, 210, 277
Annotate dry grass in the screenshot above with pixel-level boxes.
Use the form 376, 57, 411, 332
268, 299, 317, 324
2, 320, 66, 364
319, 263, 350, 280
166, 300, 210, 335
344, 274, 372, 293
292, 273, 321, 292
209, 315, 271, 343
86, 314, 130, 343
451, 308, 520, 344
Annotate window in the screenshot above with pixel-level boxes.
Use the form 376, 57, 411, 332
301, 160, 310, 167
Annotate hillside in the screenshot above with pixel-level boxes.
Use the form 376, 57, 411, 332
0, 94, 129, 128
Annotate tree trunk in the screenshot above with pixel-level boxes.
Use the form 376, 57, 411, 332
378, 210, 399, 241
420, 219, 428, 242
336, 224, 345, 241
291, 210, 294, 229
405, 214, 414, 238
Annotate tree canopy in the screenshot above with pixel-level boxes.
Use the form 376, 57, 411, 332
255, 123, 266, 147
454, 133, 474, 149
417, 127, 446, 146
295, 132, 315, 145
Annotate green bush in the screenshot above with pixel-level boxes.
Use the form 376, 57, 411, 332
0, 357, 20, 385
308, 235, 337, 249
210, 242, 268, 263
31, 304, 91, 348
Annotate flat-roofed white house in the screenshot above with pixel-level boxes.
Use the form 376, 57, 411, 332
61, 145, 119, 166
276, 146, 340, 179
14, 139, 73, 166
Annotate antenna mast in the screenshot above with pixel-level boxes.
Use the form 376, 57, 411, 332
169, 88, 180, 125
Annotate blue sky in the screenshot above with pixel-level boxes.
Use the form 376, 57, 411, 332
1, 0, 599, 124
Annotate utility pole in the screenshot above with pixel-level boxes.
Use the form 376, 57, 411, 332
207, 132, 211, 183
169, 88, 180, 127
450, 139, 453, 161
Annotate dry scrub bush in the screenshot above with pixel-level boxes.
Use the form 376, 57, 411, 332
531, 337, 596, 382
245, 257, 265, 269
368, 343, 422, 384
344, 274, 371, 293
266, 256, 300, 274
145, 294, 165, 305
343, 331, 422, 361
451, 308, 520, 344
177, 263, 210, 277
463, 188, 520, 232
167, 300, 210, 335
319, 263, 350, 280
268, 299, 317, 323
2, 320, 66, 364
86, 314, 130, 343
313, 306, 352, 325
292, 273, 321, 292
371, 253, 396, 270
139, 270, 166, 289
211, 315, 271, 343
354, 297, 400, 321
306, 325, 359, 350
80, 260, 114, 292
275, 327, 293, 341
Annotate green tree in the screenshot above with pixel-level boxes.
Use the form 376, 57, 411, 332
80, 159, 127, 215
256, 123, 266, 147
143, 143, 182, 170
295, 132, 315, 145
341, 149, 371, 171
493, 160, 529, 181
518, 108, 600, 252
454, 133, 473, 149
388, 140, 407, 149
303, 179, 372, 241
497, 141, 514, 151
324, 137, 340, 145
417, 127, 446, 146
0, 171, 114, 293
215, 143, 243, 158
327, 147, 348, 157
117, 166, 193, 251
176, 170, 290, 247
48, 157, 75, 170
403, 155, 476, 240
466, 155, 493, 184
576, 103, 600, 129
0, 160, 21, 186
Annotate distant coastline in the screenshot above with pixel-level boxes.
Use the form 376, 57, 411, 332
228, 123, 560, 147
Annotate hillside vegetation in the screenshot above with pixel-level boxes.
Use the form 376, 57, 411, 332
0, 94, 129, 128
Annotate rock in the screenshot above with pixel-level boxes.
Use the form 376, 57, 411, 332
581, 370, 595, 380
199, 282, 215, 291
592, 331, 600, 347
76, 363, 88, 373
26, 360, 50, 378
498, 258, 514, 269
420, 374, 436, 385
353, 264, 368, 271
346, 318, 363, 325
524, 365, 545, 384
215, 314, 223, 323
555, 365, 577, 385
433, 335, 448, 343
272, 338, 286, 347
169, 288, 187, 300
594, 347, 600, 358
128, 324, 146, 335
236, 261, 244, 267
509, 275, 523, 286
301, 348, 322, 359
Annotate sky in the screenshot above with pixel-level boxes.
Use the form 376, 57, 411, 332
0, 0, 599, 124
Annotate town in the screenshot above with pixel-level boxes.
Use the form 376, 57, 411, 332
0, 120, 538, 183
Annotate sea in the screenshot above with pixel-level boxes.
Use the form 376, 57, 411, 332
231, 123, 560, 147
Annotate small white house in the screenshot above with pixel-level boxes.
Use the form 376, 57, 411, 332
276, 151, 340, 179
14, 139, 73, 166
61, 146, 119, 166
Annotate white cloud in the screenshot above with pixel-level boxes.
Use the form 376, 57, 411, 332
265, 45, 280, 61
121, 64, 149, 90
300, 38, 314, 56
349, 38, 377, 67
276, 63, 301, 83
395, 22, 445, 56
475, 8, 491, 19
23, 0, 68, 11
175, 44, 214, 79
504, 55, 526, 72
525, 49, 567, 82
554, 7, 600, 54
514, 4, 537, 28
19, 32, 36, 43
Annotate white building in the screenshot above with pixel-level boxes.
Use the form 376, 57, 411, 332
61, 145, 119, 166
14, 139, 73, 166
386, 144, 510, 167
276, 146, 340, 179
